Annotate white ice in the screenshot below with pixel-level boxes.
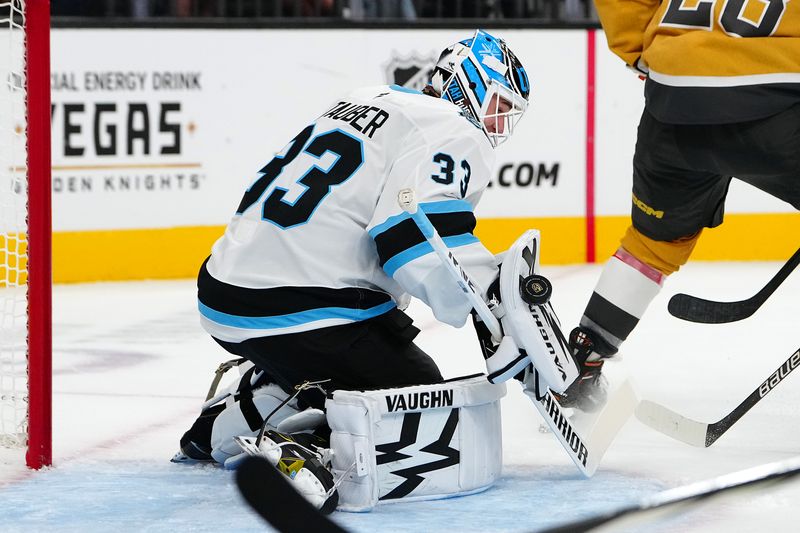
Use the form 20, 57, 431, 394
0, 260, 798, 532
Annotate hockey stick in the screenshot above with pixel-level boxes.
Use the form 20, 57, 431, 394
636, 347, 800, 447
236, 455, 347, 533
398, 189, 635, 477
668, 246, 800, 324
540, 454, 800, 532
396, 188, 503, 342
237, 437, 800, 533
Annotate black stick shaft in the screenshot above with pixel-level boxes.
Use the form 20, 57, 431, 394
705, 347, 800, 446
236, 456, 347, 533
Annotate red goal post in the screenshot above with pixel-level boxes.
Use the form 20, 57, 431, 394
0, 0, 51, 469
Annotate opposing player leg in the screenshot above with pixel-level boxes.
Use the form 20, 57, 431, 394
559, 109, 730, 411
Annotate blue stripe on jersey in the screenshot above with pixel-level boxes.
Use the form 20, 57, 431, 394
198, 300, 396, 331
368, 199, 474, 239
383, 233, 480, 277
390, 84, 423, 94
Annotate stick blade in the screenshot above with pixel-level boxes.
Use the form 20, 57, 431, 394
236, 455, 346, 533
635, 400, 710, 447
571, 378, 639, 476
667, 293, 755, 324
527, 373, 637, 477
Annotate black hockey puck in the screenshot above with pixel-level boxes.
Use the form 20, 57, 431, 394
520, 274, 552, 305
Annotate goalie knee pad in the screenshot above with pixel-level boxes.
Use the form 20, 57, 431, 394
175, 359, 306, 465
325, 376, 505, 512
209, 381, 305, 464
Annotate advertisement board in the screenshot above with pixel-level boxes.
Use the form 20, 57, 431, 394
46, 28, 798, 281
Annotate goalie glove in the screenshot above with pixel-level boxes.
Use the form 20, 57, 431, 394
475, 230, 581, 392
471, 280, 530, 384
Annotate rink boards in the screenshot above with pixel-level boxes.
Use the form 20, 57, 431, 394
44, 29, 798, 282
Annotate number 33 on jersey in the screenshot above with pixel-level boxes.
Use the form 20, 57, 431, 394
199, 84, 499, 342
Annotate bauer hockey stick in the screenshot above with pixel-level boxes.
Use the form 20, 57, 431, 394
636, 347, 800, 447
397, 189, 636, 477
668, 246, 800, 324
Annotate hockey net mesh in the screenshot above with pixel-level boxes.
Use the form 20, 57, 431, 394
0, 0, 29, 448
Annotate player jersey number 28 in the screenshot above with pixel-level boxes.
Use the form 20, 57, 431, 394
236, 124, 364, 228
660, 0, 786, 37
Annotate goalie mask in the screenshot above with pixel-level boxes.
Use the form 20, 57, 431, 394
431, 29, 530, 148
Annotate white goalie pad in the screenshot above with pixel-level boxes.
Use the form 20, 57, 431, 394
498, 229, 579, 393
326, 376, 505, 512
205, 363, 303, 465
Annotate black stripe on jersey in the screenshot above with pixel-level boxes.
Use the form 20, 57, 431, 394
372, 211, 477, 267
198, 258, 392, 317
645, 81, 800, 124
583, 292, 639, 342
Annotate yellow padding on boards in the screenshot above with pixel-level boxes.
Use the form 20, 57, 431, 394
596, 213, 799, 263
53, 226, 224, 283
47, 213, 798, 283
475, 217, 586, 263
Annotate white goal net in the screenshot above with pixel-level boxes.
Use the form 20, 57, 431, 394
0, 0, 29, 449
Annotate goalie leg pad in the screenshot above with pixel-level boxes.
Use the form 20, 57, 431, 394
325, 376, 506, 511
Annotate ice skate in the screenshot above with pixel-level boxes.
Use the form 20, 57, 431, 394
554, 327, 616, 413
235, 429, 339, 514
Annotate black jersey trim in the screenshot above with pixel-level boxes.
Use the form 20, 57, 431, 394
372, 211, 478, 268
198, 258, 393, 318
645, 81, 800, 124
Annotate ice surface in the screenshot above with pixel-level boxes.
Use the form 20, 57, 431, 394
0, 261, 798, 532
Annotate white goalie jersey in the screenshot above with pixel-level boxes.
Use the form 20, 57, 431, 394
199, 84, 498, 343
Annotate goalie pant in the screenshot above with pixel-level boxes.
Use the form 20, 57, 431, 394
179, 311, 444, 466
210, 307, 444, 411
